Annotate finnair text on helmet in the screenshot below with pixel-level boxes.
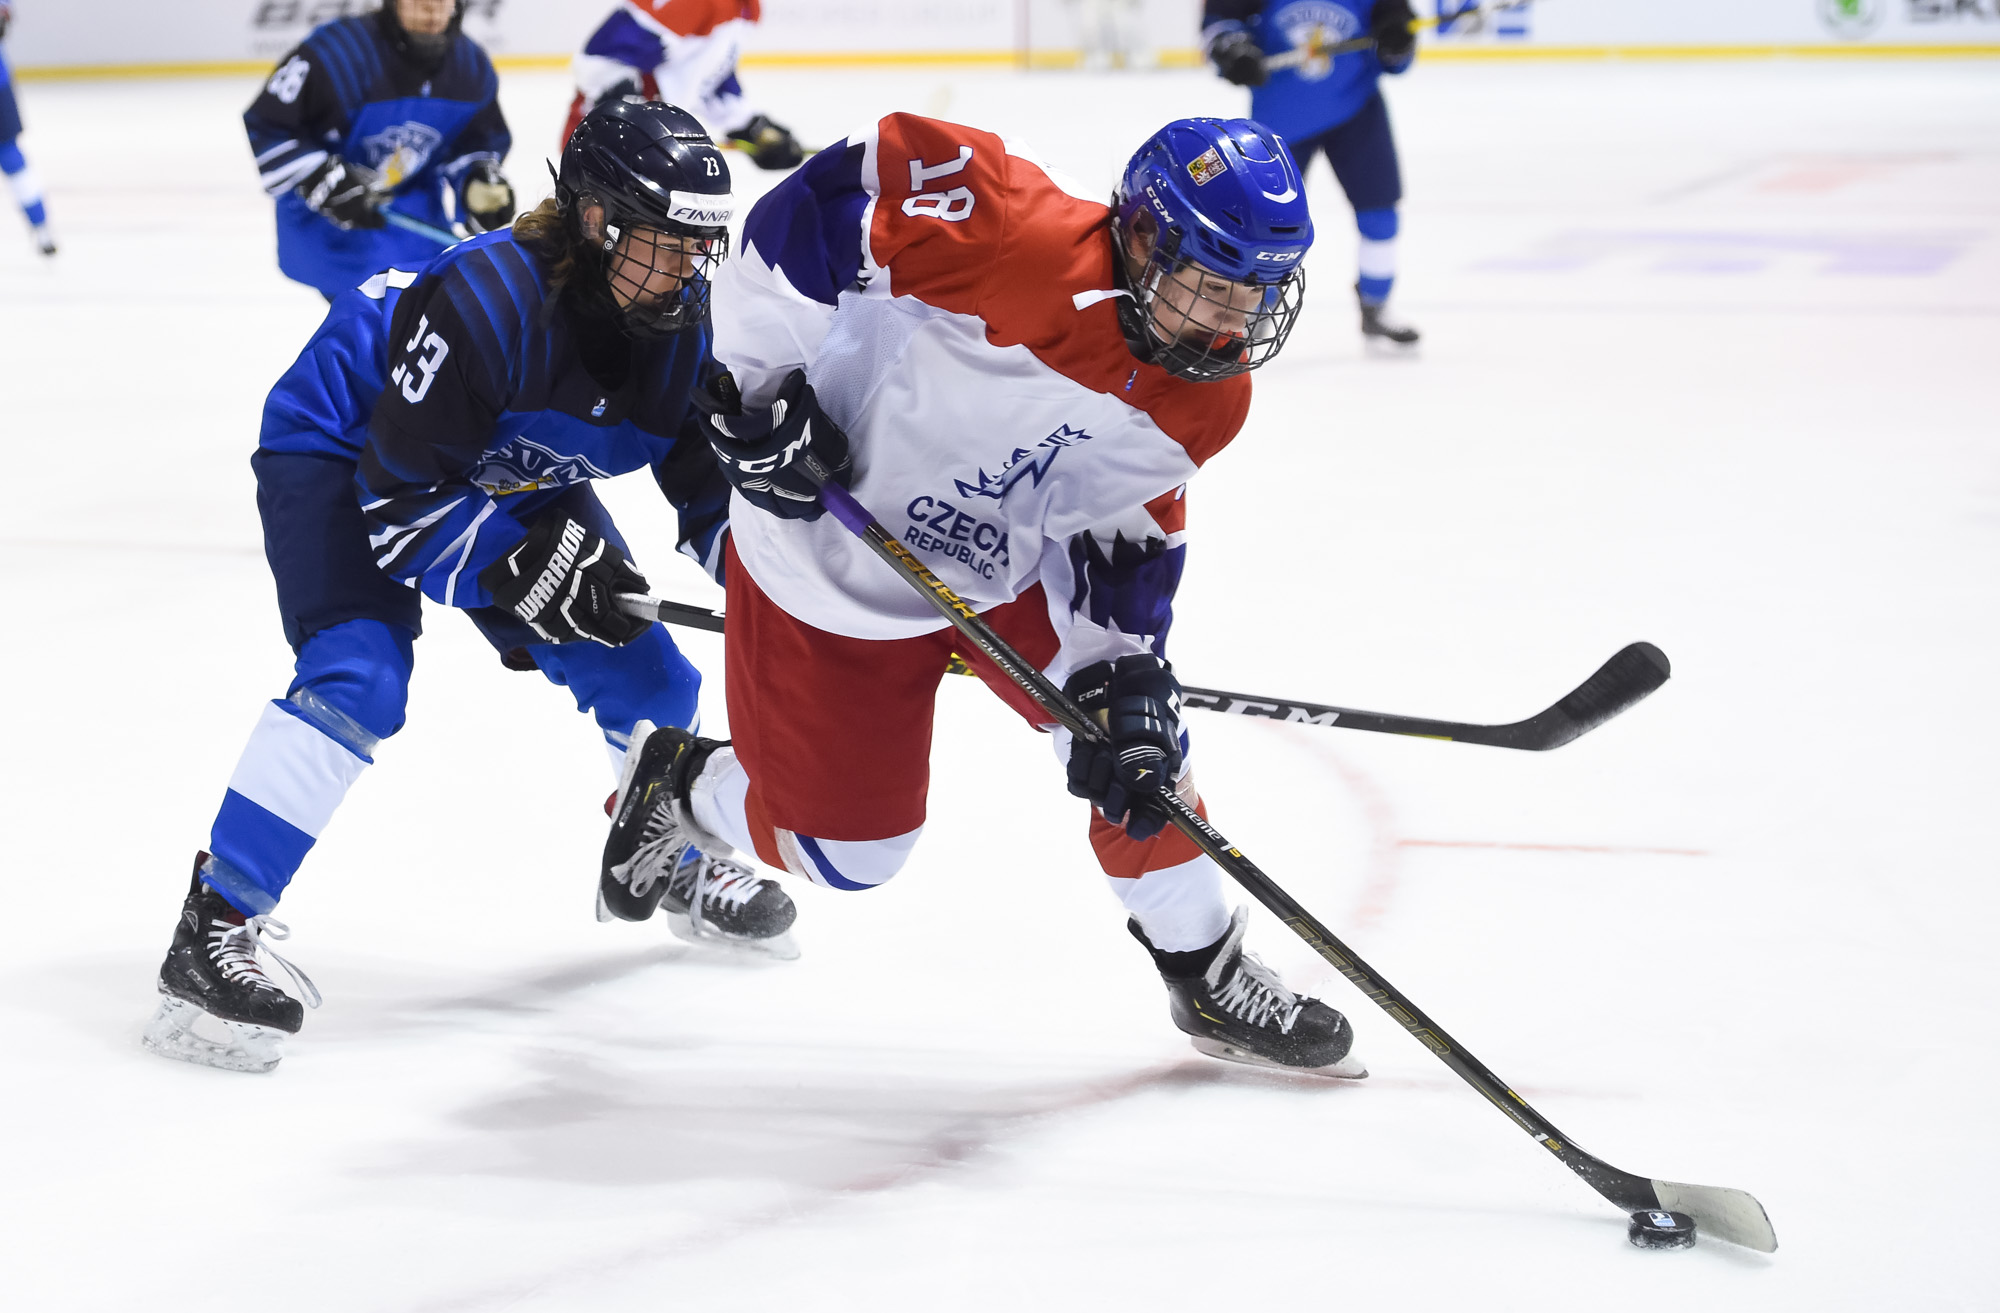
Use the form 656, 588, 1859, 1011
666, 190, 734, 226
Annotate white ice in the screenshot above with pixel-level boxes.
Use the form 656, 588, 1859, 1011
1, 58, 1996, 1311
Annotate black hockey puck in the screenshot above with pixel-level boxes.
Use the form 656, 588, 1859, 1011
1627, 1209, 1697, 1249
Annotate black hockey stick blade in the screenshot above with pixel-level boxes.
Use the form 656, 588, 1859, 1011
1181, 642, 1670, 751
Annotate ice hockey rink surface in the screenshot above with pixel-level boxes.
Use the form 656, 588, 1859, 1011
1, 57, 1996, 1311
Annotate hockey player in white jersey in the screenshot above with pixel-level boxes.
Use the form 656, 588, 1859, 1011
600, 113, 1364, 1075
564, 1, 805, 170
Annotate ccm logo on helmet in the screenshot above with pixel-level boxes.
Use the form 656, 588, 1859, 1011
1255, 250, 1302, 263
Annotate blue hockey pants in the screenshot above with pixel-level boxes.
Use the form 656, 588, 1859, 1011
200, 452, 702, 916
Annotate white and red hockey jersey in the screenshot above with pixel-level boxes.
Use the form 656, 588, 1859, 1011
572, 1, 761, 138
712, 113, 1253, 681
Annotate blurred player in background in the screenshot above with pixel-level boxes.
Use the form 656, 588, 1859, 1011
0, 2, 55, 255
605, 114, 1364, 1078
1064, 0, 1152, 72
245, 0, 515, 299
565, 1, 806, 171
145, 101, 797, 1076
1203, 0, 1421, 346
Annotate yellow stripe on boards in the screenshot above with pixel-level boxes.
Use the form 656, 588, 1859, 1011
12, 43, 2000, 82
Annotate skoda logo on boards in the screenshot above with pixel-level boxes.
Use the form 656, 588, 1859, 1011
1817, 0, 1885, 37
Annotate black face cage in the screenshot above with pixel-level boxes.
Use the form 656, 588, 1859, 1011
594, 212, 730, 338
1123, 239, 1307, 382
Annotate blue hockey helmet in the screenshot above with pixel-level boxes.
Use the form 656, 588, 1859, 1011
557, 97, 735, 337
1111, 118, 1313, 381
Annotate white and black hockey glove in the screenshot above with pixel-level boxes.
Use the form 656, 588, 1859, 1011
479, 514, 651, 646
298, 155, 385, 230
692, 366, 853, 522
1064, 654, 1185, 842
461, 159, 515, 234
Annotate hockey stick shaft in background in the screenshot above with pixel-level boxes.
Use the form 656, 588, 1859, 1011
381, 209, 463, 246
789, 479, 1775, 1251
1262, 0, 1534, 71
613, 592, 1669, 751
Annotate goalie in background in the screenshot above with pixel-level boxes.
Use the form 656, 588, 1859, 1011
245, 0, 515, 300
0, 1, 55, 255
1202, 0, 1421, 346
565, 1, 807, 171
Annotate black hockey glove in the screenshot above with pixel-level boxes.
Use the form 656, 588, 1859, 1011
692, 366, 853, 522
1371, 0, 1418, 64
1064, 654, 1184, 843
591, 77, 644, 111
1209, 30, 1269, 87
727, 114, 807, 171
462, 160, 515, 234
297, 156, 385, 230
478, 514, 651, 646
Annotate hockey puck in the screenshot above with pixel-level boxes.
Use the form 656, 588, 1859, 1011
1627, 1209, 1697, 1249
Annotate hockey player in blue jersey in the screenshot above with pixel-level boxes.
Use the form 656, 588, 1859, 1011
1202, 0, 1420, 345
145, 100, 798, 1075
245, 0, 515, 299
0, 2, 56, 255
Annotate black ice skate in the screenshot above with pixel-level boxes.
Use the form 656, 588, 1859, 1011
1135, 908, 1365, 1079
143, 856, 320, 1074
1358, 284, 1420, 348
600, 721, 799, 958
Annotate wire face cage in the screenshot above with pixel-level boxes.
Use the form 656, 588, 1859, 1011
1129, 248, 1307, 382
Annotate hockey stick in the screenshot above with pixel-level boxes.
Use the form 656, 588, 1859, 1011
791, 477, 1776, 1252
381, 209, 464, 247
613, 593, 1667, 751
1261, 0, 1533, 71
1181, 644, 1669, 751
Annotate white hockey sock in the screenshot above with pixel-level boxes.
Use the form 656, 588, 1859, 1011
6, 161, 46, 213
1358, 234, 1398, 284
1110, 855, 1231, 952
689, 746, 757, 857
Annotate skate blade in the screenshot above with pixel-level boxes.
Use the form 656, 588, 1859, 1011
1190, 1035, 1368, 1080
141, 996, 287, 1074
665, 911, 801, 961
1362, 334, 1420, 355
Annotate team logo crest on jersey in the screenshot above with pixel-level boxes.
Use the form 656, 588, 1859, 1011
360, 122, 445, 186
472, 438, 615, 497
1187, 148, 1228, 186
953, 424, 1095, 501
1276, 1, 1360, 81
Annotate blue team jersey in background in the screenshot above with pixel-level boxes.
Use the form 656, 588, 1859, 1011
245, 15, 510, 297
1210, 1, 1405, 145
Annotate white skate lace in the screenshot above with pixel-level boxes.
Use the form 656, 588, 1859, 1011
620, 802, 694, 901
208, 916, 323, 1009
666, 852, 764, 934
1211, 951, 1302, 1034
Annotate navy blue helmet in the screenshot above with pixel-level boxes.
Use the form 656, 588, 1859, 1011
557, 98, 735, 337
1112, 118, 1313, 381
379, 0, 466, 69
